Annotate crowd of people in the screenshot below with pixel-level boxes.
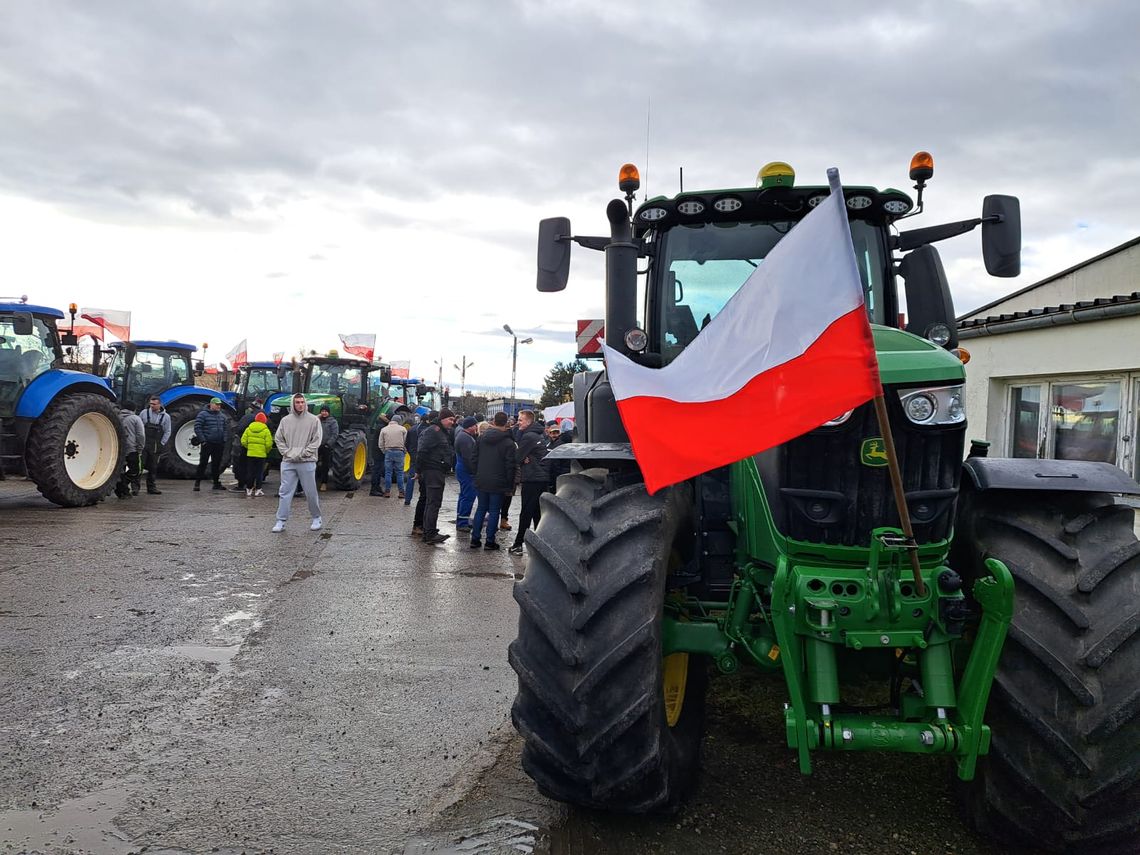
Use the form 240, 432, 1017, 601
112, 395, 577, 550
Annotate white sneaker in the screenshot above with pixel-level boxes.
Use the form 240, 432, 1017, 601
310, 517, 323, 531
254, 488, 264, 497
246, 488, 253, 498
272, 520, 285, 533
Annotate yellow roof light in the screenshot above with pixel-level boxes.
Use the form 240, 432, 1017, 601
619, 163, 641, 194
757, 161, 795, 189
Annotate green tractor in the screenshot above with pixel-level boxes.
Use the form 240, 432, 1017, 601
509, 157, 1140, 852
265, 356, 382, 491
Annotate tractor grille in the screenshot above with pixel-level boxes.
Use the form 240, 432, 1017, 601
756, 392, 965, 547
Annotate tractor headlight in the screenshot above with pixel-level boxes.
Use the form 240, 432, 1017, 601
898, 385, 965, 426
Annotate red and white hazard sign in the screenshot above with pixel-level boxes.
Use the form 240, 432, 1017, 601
576, 319, 604, 356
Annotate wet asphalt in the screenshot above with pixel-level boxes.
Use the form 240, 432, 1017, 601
1, 473, 524, 854
2, 474, 1023, 855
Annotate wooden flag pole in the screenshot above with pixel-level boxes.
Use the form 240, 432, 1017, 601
872, 393, 927, 597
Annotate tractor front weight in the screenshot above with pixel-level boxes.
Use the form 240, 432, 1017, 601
663, 527, 1014, 780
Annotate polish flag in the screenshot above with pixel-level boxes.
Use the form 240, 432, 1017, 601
390, 360, 411, 379
339, 333, 376, 361
78, 308, 131, 342
272, 351, 285, 366
226, 339, 248, 370
602, 168, 882, 494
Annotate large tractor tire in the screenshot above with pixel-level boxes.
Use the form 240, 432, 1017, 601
952, 489, 1140, 853
509, 470, 708, 813
24, 392, 124, 507
329, 428, 367, 491
164, 401, 233, 479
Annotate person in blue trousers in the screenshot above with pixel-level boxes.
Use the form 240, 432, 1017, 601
469, 412, 516, 551
453, 416, 478, 530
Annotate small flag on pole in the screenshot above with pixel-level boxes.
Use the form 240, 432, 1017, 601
77, 308, 131, 342
602, 168, 882, 495
338, 333, 376, 361
272, 351, 285, 366
390, 360, 411, 379
226, 339, 248, 370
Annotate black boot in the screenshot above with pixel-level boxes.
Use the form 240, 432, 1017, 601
193, 481, 201, 491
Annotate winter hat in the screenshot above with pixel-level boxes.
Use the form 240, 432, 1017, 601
255, 412, 268, 423
439, 408, 456, 421
560, 418, 575, 431
460, 416, 477, 429
210, 397, 222, 405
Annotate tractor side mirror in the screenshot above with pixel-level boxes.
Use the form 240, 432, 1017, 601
379, 367, 392, 384
982, 195, 1021, 278
898, 245, 958, 349
537, 217, 571, 292
60, 331, 79, 346
416, 383, 428, 397
194, 360, 205, 375
12, 312, 33, 336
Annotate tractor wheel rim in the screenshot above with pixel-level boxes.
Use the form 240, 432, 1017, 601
174, 420, 200, 466
353, 441, 366, 480
64, 411, 119, 489
662, 652, 689, 727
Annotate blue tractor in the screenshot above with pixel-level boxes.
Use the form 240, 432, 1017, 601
99, 340, 236, 478
0, 301, 124, 506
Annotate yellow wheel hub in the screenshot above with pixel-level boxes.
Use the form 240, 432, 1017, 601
353, 441, 367, 480
662, 652, 689, 727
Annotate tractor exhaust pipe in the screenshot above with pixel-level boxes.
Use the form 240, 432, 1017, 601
604, 199, 637, 356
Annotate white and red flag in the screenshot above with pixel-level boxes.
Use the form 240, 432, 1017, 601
77, 307, 131, 342
272, 351, 285, 366
338, 333, 376, 361
602, 168, 882, 494
226, 339, 248, 370
390, 360, 411, 379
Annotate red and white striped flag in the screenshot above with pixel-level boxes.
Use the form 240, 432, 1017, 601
77, 307, 131, 342
390, 360, 411, 379
226, 339, 248, 370
602, 168, 882, 494
338, 333, 376, 361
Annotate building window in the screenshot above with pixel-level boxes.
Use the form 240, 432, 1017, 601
1007, 376, 1131, 468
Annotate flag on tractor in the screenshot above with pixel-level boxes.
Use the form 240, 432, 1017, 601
390, 360, 411, 379
226, 339, 248, 370
76, 307, 131, 342
338, 333, 376, 361
272, 351, 285, 366
601, 168, 882, 495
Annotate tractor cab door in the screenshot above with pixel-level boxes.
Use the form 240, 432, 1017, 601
0, 312, 59, 417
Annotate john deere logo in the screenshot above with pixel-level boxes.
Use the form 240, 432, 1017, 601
861, 438, 889, 467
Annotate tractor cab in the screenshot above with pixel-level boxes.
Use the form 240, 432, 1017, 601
232, 361, 292, 414
0, 304, 65, 419
385, 378, 437, 417
101, 341, 198, 411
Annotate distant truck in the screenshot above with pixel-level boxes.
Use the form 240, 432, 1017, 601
485, 397, 536, 419
0, 301, 124, 506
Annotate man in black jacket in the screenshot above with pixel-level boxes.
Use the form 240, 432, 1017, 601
508, 410, 549, 554
470, 412, 517, 550
415, 409, 457, 544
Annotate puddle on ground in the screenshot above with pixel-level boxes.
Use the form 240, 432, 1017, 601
403, 815, 539, 854
164, 644, 241, 673
0, 781, 135, 854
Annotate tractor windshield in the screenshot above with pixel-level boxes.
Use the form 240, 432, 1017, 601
654, 219, 888, 364
309, 363, 364, 409
110, 348, 192, 406
0, 314, 58, 416
237, 367, 289, 399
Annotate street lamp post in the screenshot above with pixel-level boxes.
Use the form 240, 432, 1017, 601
453, 356, 474, 400
503, 324, 533, 416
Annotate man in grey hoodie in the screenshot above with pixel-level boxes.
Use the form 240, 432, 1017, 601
272, 393, 323, 532
115, 407, 146, 498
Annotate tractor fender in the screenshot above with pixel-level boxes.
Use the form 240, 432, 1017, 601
15, 370, 115, 419
161, 386, 236, 413
962, 456, 1140, 495
545, 442, 636, 463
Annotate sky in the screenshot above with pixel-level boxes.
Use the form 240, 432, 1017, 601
1, 1, 1136, 395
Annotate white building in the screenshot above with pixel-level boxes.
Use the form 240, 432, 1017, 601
956, 236, 1140, 481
